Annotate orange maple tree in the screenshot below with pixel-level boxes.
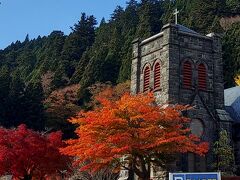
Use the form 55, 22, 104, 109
61, 91, 208, 179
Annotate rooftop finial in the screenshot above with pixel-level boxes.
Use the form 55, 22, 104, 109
173, 8, 179, 24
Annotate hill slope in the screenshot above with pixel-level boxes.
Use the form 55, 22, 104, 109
0, 0, 239, 134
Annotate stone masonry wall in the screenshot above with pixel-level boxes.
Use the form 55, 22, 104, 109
130, 23, 227, 173
131, 30, 170, 105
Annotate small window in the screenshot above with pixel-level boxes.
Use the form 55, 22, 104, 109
154, 62, 160, 90
143, 66, 150, 92
198, 63, 207, 90
190, 119, 204, 137
183, 61, 192, 89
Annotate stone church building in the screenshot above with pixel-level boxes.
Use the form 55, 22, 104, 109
128, 23, 233, 178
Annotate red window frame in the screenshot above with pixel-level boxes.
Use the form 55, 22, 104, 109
154, 62, 160, 90
198, 63, 207, 90
183, 61, 192, 89
143, 66, 150, 92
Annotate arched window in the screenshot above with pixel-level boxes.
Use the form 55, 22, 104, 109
143, 66, 150, 92
198, 63, 207, 90
183, 61, 192, 89
190, 119, 204, 137
154, 62, 160, 90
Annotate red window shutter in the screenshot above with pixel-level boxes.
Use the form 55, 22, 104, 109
154, 62, 160, 90
183, 61, 192, 89
198, 63, 207, 90
143, 66, 150, 92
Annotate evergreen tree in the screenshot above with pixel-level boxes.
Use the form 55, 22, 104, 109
223, 22, 240, 87
100, 17, 106, 25
70, 50, 91, 84
0, 66, 11, 127
6, 71, 25, 127
136, 1, 152, 38
24, 81, 45, 130
0, 66, 10, 99
226, 0, 240, 14
110, 6, 124, 22
213, 130, 235, 175
123, 0, 139, 32
188, 0, 224, 33
136, 0, 163, 38
0, 0, 239, 136
24, 34, 30, 43
16, 51, 36, 80
51, 66, 69, 89
61, 13, 97, 78
118, 0, 139, 83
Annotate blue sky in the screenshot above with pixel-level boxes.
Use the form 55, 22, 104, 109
0, 0, 128, 49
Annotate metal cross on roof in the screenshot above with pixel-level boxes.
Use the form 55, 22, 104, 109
173, 8, 179, 24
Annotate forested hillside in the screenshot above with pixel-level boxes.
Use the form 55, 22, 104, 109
0, 0, 239, 136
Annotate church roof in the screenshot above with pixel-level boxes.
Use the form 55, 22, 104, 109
216, 109, 233, 122
176, 24, 199, 35
225, 106, 240, 122
224, 86, 240, 106
224, 86, 240, 122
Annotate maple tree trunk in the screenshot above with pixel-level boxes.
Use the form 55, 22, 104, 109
138, 175, 150, 180
137, 170, 151, 180
139, 165, 151, 180
132, 156, 151, 180
127, 162, 135, 180
23, 174, 32, 180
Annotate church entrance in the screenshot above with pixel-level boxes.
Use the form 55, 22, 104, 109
188, 153, 207, 172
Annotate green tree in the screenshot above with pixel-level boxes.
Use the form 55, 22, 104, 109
213, 130, 235, 175
0, 0, 239, 137
16, 51, 36, 80
70, 50, 91, 84
24, 81, 45, 130
223, 22, 240, 88
136, 1, 152, 38
0, 66, 11, 127
7, 71, 25, 127
27, 31, 66, 85
226, 0, 240, 14
61, 13, 97, 78
118, 0, 139, 83
110, 5, 124, 22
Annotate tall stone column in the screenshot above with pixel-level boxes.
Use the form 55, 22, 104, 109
207, 33, 224, 109
131, 38, 141, 94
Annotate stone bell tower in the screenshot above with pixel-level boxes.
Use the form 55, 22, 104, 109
131, 23, 232, 173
